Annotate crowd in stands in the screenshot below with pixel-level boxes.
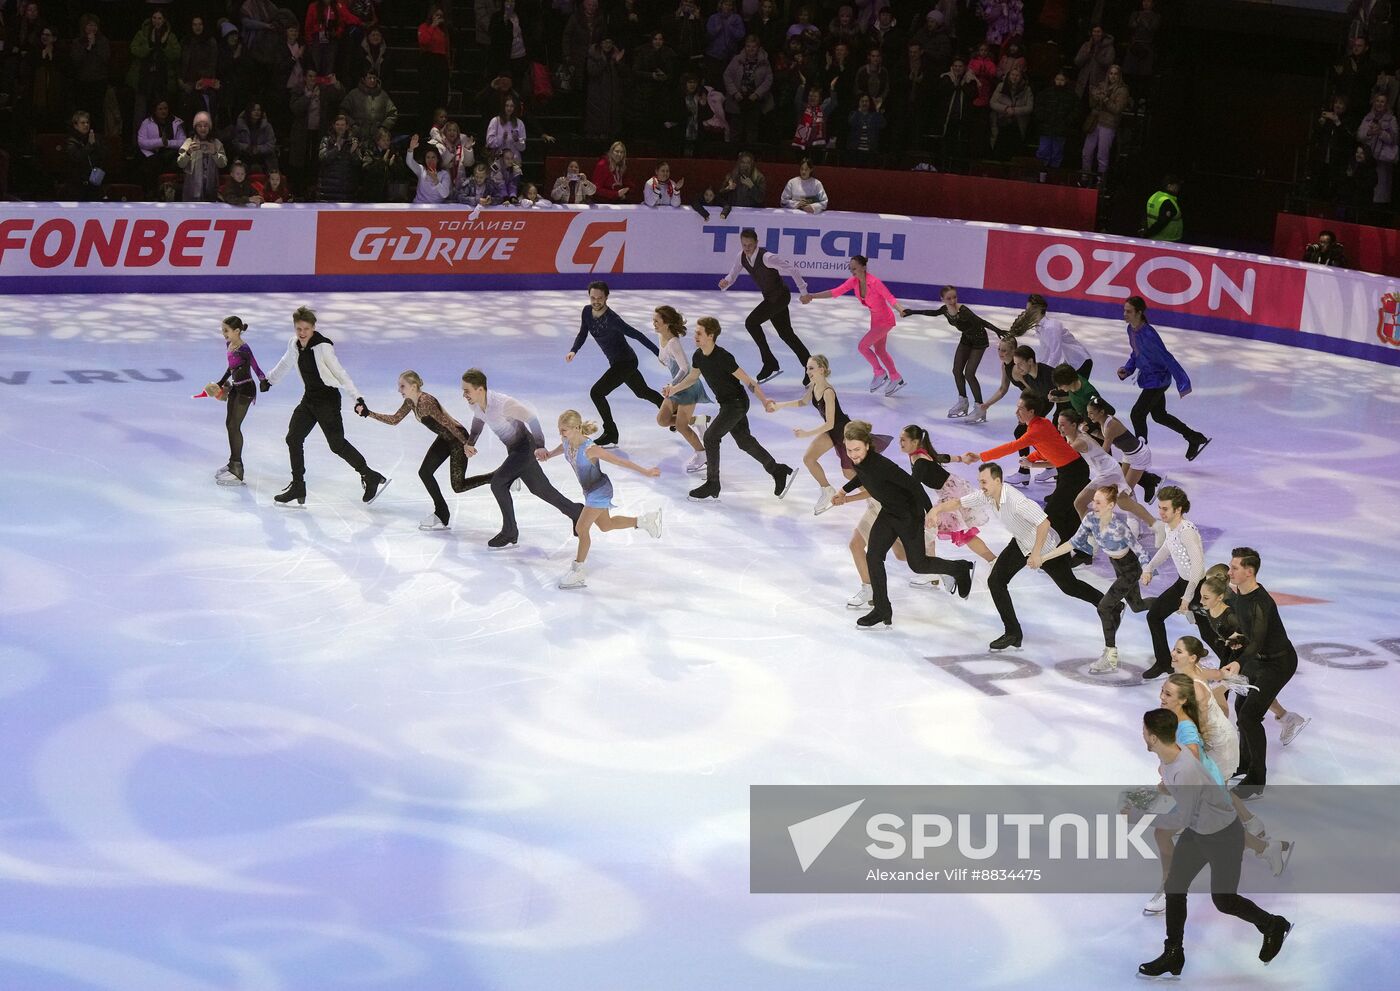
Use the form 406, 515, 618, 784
0, 0, 1164, 206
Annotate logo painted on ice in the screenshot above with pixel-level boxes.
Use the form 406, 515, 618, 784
555, 218, 628, 273
1377, 291, 1400, 346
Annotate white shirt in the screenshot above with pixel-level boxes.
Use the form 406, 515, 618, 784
1030, 315, 1092, 369
961, 484, 1056, 555
643, 176, 683, 207
724, 248, 809, 294
267, 335, 359, 397
467, 390, 545, 450
1146, 518, 1206, 604
780, 175, 828, 213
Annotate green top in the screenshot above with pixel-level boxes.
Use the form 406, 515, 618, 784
1062, 375, 1102, 415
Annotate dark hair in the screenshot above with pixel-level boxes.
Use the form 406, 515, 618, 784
1156, 484, 1190, 513
697, 316, 721, 338
1126, 295, 1147, 317
851, 254, 869, 267
654, 304, 685, 338
1013, 344, 1036, 363
291, 305, 316, 325
1020, 389, 1051, 417
1027, 293, 1047, 310
1051, 362, 1079, 387
901, 423, 935, 454
940, 285, 957, 297
740, 227, 759, 241
461, 368, 488, 389
1143, 708, 1179, 745
1231, 546, 1262, 574
1319, 228, 1337, 239
1086, 394, 1117, 417
978, 462, 1003, 480
1057, 408, 1083, 425
587, 280, 610, 297
223, 315, 248, 333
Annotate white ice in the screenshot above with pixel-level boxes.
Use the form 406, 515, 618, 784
1, 287, 1398, 989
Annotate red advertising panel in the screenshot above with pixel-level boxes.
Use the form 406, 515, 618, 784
983, 230, 1307, 330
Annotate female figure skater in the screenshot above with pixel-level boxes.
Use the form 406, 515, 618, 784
899, 424, 995, 565
799, 255, 908, 396
212, 315, 269, 485
1084, 395, 1162, 504
763, 354, 885, 515
537, 410, 664, 589
653, 305, 710, 474
1056, 410, 1158, 532
904, 285, 1007, 418
355, 371, 494, 530
1035, 484, 1149, 674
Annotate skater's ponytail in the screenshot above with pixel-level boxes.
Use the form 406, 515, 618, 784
1086, 394, 1116, 417
1165, 672, 1212, 752
1200, 575, 1230, 600
399, 370, 423, 389
900, 423, 934, 455
223, 315, 249, 335
558, 409, 599, 436
654, 305, 685, 340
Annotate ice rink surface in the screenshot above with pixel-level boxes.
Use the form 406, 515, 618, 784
2, 287, 1399, 989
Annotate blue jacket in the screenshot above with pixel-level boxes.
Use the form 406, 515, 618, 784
571, 306, 661, 365
1123, 321, 1190, 392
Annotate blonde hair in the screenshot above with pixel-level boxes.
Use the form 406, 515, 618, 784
1205, 562, 1229, 581
399, 370, 423, 389
1094, 484, 1120, 504
607, 140, 627, 165
808, 354, 831, 376
558, 409, 599, 435
1200, 574, 1231, 599
843, 419, 874, 444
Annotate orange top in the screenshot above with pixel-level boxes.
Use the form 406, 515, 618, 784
979, 417, 1081, 469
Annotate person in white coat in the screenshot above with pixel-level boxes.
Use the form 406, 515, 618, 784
780, 157, 829, 213
405, 133, 452, 203
642, 161, 685, 206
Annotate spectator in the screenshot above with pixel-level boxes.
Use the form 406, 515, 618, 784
1303, 230, 1346, 266
889, 41, 931, 152
1142, 174, 1183, 241
490, 0, 537, 82
137, 98, 186, 189
128, 9, 181, 129
69, 15, 110, 134
827, 5, 867, 53
1349, 0, 1395, 70
780, 156, 828, 212
261, 166, 295, 202
990, 63, 1033, 159
791, 85, 830, 153
519, 181, 549, 206
177, 110, 227, 202
634, 31, 679, 134
565, 0, 607, 83
706, 0, 746, 82
1332, 35, 1379, 114
980, 0, 1024, 47
476, 74, 522, 122
614, 0, 648, 54
18, 25, 66, 132
909, 10, 952, 76
1307, 95, 1356, 198
418, 3, 451, 122
354, 25, 389, 82
405, 133, 452, 202
847, 91, 885, 161
233, 101, 278, 172
644, 160, 685, 205
490, 148, 523, 201
217, 23, 258, 127
275, 26, 308, 128
854, 46, 889, 111
457, 160, 502, 206
304, 0, 362, 77
967, 40, 998, 154
997, 39, 1027, 81
1340, 142, 1379, 213
1357, 91, 1398, 202
665, 73, 715, 154
1074, 24, 1115, 99
342, 70, 397, 144
316, 112, 361, 201
1082, 64, 1130, 178
692, 182, 722, 219
431, 121, 475, 184
61, 110, 105, 200
823, 41, 857, 127
362, 126, 411, 201
592, 140, 632, 201
750, 0, 786, 58
870, 7, 904, 63
772, 38, 812, 130
239, 0, 284, 64
221, 159, 263, 206
786, 6, 823, 59
289, 74, 344, 185
933, 55, 978, 165
1033, 68, 1078, 170
585, 38, 627, 138
720, 149, 766, 209
725, 34, 774, 145
1373, 66, 1400, 111
179, 16, 220, 124
1122, 0, 1160, 89
672, 0, 706, 70
552, 158, 598, 202
487, 95, 528, 157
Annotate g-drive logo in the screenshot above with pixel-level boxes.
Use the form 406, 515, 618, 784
788, 800, 1155, 872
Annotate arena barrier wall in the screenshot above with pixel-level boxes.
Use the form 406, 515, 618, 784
2, 203, 1398, 366
1273, 212, 1400, 280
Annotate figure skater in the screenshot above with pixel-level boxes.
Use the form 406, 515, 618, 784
265, 306, 389, 507
663, 317, 796, 502
211, 315, 269, 486
537, 409, 663, 589
1139, 485, 1205, 680
904, 285, 1007, 417
1056, 410, 1159, 532
800, 255, 907, 396
1119, 295, 1211, 460
763, 354, 881, 515
652, 305, 711, 475
566, 281, 664, 448
355, 371, 494, 530
1006, 293, 1093, 376
900, 425, 996, 565
1085, 394, 1162, 504
718, 227, 812, 383
460, 368, 583, 548
831, 420, 974, 629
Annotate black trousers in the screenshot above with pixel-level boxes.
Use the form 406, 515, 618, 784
705, 399, 778, 487
590, 358, 663, 439
1164, 818, 1274, 944
1100, 552, 1147, 647
1147, 577, 1202, 669
988, 540, 1102, 637
746, 295, 811, 370
420, 434, 494, 524
490, 441, 582, 538
952, 341, 987, 402
1234, 649, 1299, 786
1044, 456, 1089, 546
867, 512, 962, 613
1131, 385, 1201, 444
286, 393, 369, 481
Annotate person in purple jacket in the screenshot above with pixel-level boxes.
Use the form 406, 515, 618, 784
566, 280, 664, 448
1117, 296, 1211, 461
213, 315, 270, 486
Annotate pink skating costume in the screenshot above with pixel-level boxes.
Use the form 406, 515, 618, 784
830, 273, 903, 379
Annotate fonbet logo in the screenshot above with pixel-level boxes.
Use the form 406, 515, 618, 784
554, 217, 627, 273
0, 217, 253, 269
347, 223, 523, 267
788, 801, 1156, 871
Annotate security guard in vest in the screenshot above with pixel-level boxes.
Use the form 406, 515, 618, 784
1142, 175, 1183, 242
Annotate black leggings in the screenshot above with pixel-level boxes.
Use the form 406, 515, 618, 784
952, 342, 987, 403
225, 390, 253, 465
490, 441, 582, 539
705, 400, 779, 488
1099, 552, 1147, 647
286, 394, 370, 481
1235, 649, 1299, 787
1165, 818, 1274, 945
988, 539, 1102, 638
746, 296, 811, 370
420, 435, 494, 524
590, 359, 663, 439
867, 512, 963, 614
1131, 386, 1201, 444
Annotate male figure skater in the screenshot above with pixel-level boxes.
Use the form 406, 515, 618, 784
461, 369, 582, 548
566, 281, 664, 447
718, 227, 812, 383
266, 305, 389, 507
1118, 295, 1211, 460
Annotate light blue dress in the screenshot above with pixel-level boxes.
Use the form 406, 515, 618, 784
661, 337, 711, 407
1176, 720, 1225, 787
570, 438, 615, 509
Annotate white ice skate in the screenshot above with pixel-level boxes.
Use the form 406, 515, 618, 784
813, 486, 836, 516
685, 451, 707, 473
418, 514, 450, 531
947, 396, 969, 418
1279, 712, 1311, 746
1262, 839, 1295, 877
558, 562, 587, 589
884, 377, 906, 397
1143, 886, 1166, 915
1089, 647, 1120, 674
869, 372, 889, 393
215, 467, 246, 487
846, 583, 873, 608
964, 404, 987, 424
639, 507, 664, 539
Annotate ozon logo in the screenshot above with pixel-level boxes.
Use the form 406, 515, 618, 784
554, 218, 627, 273
1031, 242, 1256, 314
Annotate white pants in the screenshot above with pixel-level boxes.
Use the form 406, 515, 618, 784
1081, 124, 1117, 174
